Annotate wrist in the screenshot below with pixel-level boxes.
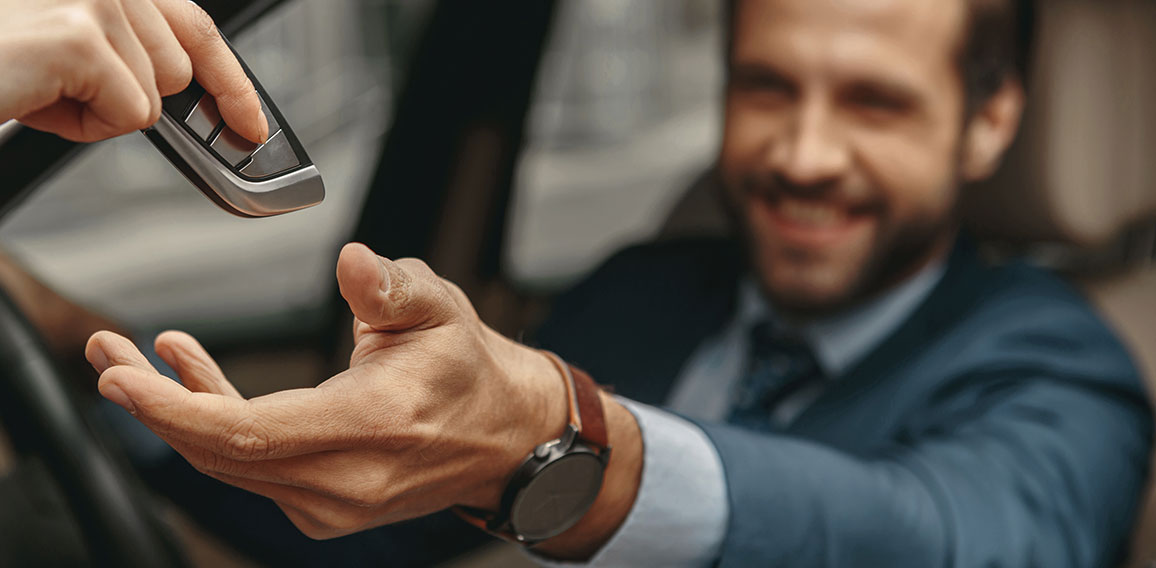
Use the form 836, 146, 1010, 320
521, 348, 571, 450
459, 344, 640, 554
471, 335, 569, 511
532, 393, 643, 560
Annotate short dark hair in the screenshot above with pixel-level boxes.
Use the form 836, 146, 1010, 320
725, 0, 1037, 114
959, 0, 1036, 112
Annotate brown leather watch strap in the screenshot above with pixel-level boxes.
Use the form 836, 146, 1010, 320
453, 352, 610, 542
541, 351, 608, 449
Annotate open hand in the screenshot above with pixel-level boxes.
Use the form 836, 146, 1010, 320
85, 243, 568, 539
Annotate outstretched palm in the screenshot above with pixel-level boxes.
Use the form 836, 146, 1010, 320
86, 243, 564, 539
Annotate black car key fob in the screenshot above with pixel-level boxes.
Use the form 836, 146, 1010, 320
142, 35, 324, 218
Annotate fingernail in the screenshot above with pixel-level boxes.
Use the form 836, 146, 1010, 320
89, 347, 110, 374
101, 384, 136, 415
258, 111, 269, 143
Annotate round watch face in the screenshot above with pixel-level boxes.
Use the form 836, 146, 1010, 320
509, 452, 604, 542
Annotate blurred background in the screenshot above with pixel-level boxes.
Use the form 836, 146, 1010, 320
0, 0, 424, 340
0, 0, 722, 338
0, 0, 1153, 566
0, 0, 727, 566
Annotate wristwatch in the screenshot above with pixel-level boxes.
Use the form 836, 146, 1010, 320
455, 351, 611, 545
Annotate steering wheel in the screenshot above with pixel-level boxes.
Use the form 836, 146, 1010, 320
0, 2, 291, 565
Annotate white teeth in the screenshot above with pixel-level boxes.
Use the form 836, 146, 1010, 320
778, 199, 846, 227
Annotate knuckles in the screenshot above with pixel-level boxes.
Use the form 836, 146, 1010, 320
441, 279, 477, 317
184, 2, 221, 48
45, 0, 160, 136
156, 54, 194, 97
142, 97, 162, 129
51, 0, 129, 53
51, 4, 106, 62
392, 257, 470, 323
385, 258, 418, 307
216, 415, 277, 462
394, 257, 433, 275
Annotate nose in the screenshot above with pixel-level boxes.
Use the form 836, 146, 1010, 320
767, 98, 850, 188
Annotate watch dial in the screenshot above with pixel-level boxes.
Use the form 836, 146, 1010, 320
510, 453, 604, 541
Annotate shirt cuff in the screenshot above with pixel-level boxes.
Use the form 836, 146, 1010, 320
532, 398, 728, 567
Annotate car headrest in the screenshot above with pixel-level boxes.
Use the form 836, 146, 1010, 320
962, 0, 1156, 247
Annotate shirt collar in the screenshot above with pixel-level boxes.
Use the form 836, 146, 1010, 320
736, 259, 948, 378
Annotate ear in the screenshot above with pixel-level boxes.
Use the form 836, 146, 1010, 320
960, 78, 1026, 182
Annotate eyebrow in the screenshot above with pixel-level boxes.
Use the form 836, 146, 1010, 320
843, 77, 923, 103
727, 61, 792, 81
729, 59, 926, 103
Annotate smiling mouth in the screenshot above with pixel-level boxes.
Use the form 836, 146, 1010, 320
777, 198, 847, 227
750, 194, 874, 247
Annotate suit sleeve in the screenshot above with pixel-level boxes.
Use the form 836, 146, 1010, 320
695, 375, 1152, 568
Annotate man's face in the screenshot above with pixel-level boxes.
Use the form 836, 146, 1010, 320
721, 0, 970, 315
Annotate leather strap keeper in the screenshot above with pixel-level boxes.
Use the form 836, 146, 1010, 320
541, 351, 608, 449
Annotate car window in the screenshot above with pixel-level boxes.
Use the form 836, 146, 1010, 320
504, 0, 724, 291
0, 0, 432, 339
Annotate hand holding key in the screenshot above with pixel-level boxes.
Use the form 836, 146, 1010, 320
0, 0, 266, 143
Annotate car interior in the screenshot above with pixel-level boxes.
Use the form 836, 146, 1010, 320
0, 0, 1152, 566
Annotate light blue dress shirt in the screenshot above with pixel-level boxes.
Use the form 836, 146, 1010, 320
546, 260, 947, 567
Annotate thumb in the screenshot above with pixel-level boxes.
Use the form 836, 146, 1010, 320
336, 243, 458, 331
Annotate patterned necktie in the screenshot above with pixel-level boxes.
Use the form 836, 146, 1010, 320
727, 320, 824, 431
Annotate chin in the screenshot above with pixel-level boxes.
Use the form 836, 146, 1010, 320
758, 266, 863, 319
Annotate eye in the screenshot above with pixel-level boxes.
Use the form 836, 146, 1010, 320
843, 85, 915, 117
728, 67, 797, 105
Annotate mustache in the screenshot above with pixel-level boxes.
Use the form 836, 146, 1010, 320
739, 171, 878, 212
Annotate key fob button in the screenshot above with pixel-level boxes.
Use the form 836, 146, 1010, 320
142, 28, 324, 218
186, 94, 223, 141
259, 99, 281, 138
162, 82, 205, 121
239, 130, 300, 179
210, 126, 260, 166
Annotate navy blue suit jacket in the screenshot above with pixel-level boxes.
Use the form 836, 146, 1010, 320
537, 236, 1153, 567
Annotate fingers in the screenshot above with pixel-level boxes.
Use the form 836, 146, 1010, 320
19, 37, 152, 142
337, 243, 461, 333
86, 330, 158, 374
154, 0, 267, 143
154, 330, 242, 398
97, 362, 357, 461
87, 329, 326, 458
7, 0, 262, 142
100, 0, 161, 125
122, 0, 193, 96
86, 329, 386, 463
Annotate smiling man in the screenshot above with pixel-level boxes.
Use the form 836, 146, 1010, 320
721, 0, 1004, 315
84, 0, 1153, 566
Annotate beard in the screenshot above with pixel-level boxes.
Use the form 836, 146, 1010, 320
725, 171, 961, 320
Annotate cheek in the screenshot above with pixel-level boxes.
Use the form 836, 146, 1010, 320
854, 125, 959, 222
719, 100, 778, 188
